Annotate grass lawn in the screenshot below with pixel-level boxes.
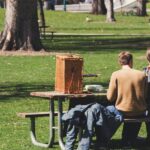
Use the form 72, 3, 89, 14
0, 8, 150, 34
0, 8, 150, 150
45, 11, 150, 35
0, 52, 149, 150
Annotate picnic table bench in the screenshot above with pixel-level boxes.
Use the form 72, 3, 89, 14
39, 25, 56, 40
17, 91, 150, 149
17, 111, 150, 122
124, 116, 150, 123
17, 91, 106, 149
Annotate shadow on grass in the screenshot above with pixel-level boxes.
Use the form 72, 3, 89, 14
0, 81, 107, 102
108, 138, 150, 150
42, 35, 150, 52
73, 138, 150, 150
0, 82, 54, 102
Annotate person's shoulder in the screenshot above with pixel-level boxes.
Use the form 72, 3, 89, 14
133, 69, 146, 76
111, 70, 122, 77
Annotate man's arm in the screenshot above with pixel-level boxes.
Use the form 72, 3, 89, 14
107, 72, 117, 102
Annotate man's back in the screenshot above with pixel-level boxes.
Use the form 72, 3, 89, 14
107, 67, 147, 116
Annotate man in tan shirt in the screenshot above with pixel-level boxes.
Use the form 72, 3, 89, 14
107, 51, 148, 146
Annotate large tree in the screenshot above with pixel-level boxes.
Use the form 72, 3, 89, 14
136, 0, 147, 16
92, 0, 106, 15
0, 0, 43, 51
105, 0, 116, 22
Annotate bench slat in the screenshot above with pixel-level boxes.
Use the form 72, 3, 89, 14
17, 111, 67, 118
18, 112, 150, 123
124, 117, 150, 123
17, 112, 50, 118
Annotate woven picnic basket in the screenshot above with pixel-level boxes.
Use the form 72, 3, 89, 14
55, 55, 83, 94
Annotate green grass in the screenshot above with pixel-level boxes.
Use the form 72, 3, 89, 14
44, 11, 150, 34
147, 1, 150, 9
0, 8, 150, 150
0, 8, 150, 34
0, 52, 149, 150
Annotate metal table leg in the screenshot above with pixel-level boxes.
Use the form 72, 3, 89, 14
29, 100, 55, 148
49, 99, 55, 147
58, 98, 65, 150
29, 98, 65, 149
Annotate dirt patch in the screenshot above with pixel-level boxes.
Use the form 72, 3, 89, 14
0, 50, 70, 56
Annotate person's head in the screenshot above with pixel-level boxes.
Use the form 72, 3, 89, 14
118, 51, 133, 67
146, 48, 150, 63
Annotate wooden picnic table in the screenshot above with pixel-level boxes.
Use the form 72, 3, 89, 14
29, 91, 107, 150
18, 91, 150, 149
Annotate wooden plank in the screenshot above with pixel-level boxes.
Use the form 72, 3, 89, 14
17, 111, 67, 118
82, 74, 98, 77
30, 91, 106, 99
17, 112, 50, 118
124, 117, 150, 123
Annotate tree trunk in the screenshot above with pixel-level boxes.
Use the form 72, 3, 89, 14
0, 1, 4, 8
105, 0, 116, 22
136, 0, 147, 16
38, 0, 46, 26
100, 0, 107, 14
0, 0, 43, 51
92, 0, 106, 15
92, 0, 99, 14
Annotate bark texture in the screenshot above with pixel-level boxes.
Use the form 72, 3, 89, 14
38, 0, 45, 26
0, 0, 43, 51
92, 0, 99, 14
92, 0, 106, 15
105, 0, 116, 22
136, 0, 147, 16
100, 0, 107, 14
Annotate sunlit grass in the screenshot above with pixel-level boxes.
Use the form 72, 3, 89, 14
44, 10, 150, 34
0, 5, 150, 150
0, 8, 150, 34
0, 51, 148, 150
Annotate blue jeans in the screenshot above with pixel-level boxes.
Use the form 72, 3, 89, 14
122, 122, 141, 146
122, 113, 148, 145
65, 122, 79, 150
64, 104, 123, 150
78, 105, 123, 150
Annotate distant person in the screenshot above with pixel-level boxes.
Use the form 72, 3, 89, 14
0, 0, 4, 8
43, 0, 55, 10
107, 51, 148, 146
48, 0, 55, 10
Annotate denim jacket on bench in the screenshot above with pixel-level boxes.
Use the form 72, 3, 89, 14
62, 103, 123, 150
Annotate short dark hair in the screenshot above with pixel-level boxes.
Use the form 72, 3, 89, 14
146, 48, 150, 63
118, 51, 133, 65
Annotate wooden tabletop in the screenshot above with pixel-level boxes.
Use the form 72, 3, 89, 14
30, 91, 106, 99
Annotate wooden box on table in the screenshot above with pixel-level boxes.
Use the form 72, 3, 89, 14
55, 55, 83, 94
